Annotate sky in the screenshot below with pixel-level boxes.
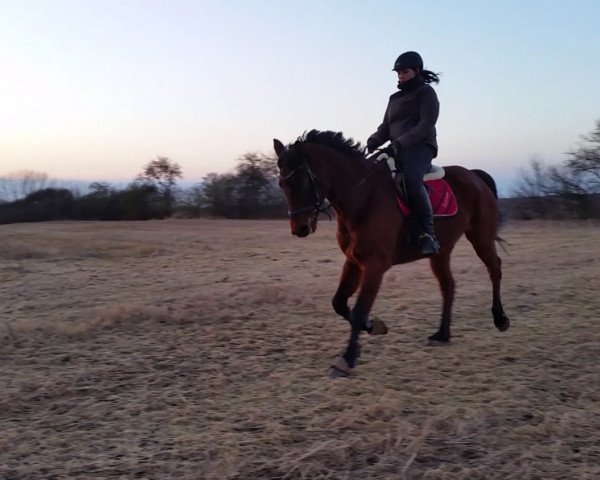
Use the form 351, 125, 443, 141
1, 0, 599, 196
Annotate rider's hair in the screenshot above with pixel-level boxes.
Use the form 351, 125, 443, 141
421, 69, 440, 84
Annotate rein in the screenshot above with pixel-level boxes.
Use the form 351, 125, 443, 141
356, 148, 391, 188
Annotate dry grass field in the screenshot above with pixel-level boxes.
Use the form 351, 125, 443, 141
1, 219, 599, 480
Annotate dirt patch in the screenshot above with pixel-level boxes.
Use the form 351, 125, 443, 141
1, 219, 599, 479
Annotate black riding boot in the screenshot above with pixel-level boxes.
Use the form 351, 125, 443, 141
393, 171, 404, 195
413, 184, 440, 256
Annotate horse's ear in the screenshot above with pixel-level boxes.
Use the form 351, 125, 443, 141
273, 139, 285, 156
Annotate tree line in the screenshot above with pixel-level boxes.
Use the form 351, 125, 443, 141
1, 119, 599, 225
0, 154, 287, 225
508, 119, 600, 219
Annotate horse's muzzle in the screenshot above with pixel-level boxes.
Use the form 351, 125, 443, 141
291, 216, 317, 237
293, 224, 311, 237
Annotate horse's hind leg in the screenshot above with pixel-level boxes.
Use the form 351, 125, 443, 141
466, 232, 510, 331
428, 252, 454, 344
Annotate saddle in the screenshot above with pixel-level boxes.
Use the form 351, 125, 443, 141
377, 153, 458, 218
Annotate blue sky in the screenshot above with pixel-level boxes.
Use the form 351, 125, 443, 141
1, 0, 599, 195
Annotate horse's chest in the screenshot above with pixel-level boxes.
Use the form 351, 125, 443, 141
337, 226, 365, 264
339, 239, 364, 265
345, 248, 363, 264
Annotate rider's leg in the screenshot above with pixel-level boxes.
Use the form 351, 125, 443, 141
398, 144, 440, 256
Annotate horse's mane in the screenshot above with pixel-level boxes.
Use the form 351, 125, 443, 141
296, 130, 365, 158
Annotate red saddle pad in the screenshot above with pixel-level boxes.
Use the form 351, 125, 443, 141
397, 179, 458, 218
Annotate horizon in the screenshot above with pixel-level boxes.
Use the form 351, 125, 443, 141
0, 167, 542, 200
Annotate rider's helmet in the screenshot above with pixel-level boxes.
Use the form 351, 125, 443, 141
392, 51, 424, 71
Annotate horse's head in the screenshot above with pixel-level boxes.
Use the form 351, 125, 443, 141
274, 138, 324, 237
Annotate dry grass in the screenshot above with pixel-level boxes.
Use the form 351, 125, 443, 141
1, 219, 599, 479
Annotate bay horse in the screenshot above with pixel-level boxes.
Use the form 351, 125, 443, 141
274, 130, 510, 377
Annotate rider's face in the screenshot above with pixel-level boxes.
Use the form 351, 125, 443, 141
397, 67, 418, 84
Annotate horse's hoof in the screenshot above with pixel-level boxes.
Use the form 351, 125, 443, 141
495, 316, 510, 332
368, 318, 389, 335
327, 366, 350, 378
426, 339, 451, 347
327, 356, 351, 378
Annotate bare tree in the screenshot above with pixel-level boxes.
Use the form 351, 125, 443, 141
137, 157, 182, 216
200, 152, 286, 218
511, 156, 597, 219
176, 183, 205, 216
236, 151, 279, 181
512, 157, 554, 197
0, 170, 52, 202
566, 118, 600, 192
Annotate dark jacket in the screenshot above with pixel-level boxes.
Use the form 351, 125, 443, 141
368, 77, 439, 157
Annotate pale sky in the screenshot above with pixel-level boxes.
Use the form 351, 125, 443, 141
1, 0, 599, 195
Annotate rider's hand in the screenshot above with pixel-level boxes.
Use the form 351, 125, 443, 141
390, 140, 402, 157
382, 142, 400, 157
366, 138, 378, 154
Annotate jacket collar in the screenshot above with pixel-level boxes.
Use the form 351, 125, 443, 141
397, 74, 425, 92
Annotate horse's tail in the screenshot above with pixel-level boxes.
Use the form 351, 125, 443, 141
471, 169, 509, 251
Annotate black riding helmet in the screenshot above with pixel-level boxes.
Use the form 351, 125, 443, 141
392, 51, 423, 71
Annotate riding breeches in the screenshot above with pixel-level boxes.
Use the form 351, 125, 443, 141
395, 143, 437, 234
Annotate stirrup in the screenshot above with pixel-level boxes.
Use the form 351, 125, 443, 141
419, 233, 440, 255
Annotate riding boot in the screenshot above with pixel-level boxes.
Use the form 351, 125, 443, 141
393, 171, 404, 195
393, 157, 405, 195
412, 184, 440, 256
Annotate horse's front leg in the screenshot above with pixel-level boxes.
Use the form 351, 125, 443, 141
329, 258, 388, 377
331, 259, 361, 322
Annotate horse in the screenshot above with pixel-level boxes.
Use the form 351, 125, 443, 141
273, 130, 510, 377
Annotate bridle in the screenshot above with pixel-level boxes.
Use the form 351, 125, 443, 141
280, 157, 333, 220
279, 146, 388, 221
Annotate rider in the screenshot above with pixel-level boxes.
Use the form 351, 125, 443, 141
366, 51, 441, 256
